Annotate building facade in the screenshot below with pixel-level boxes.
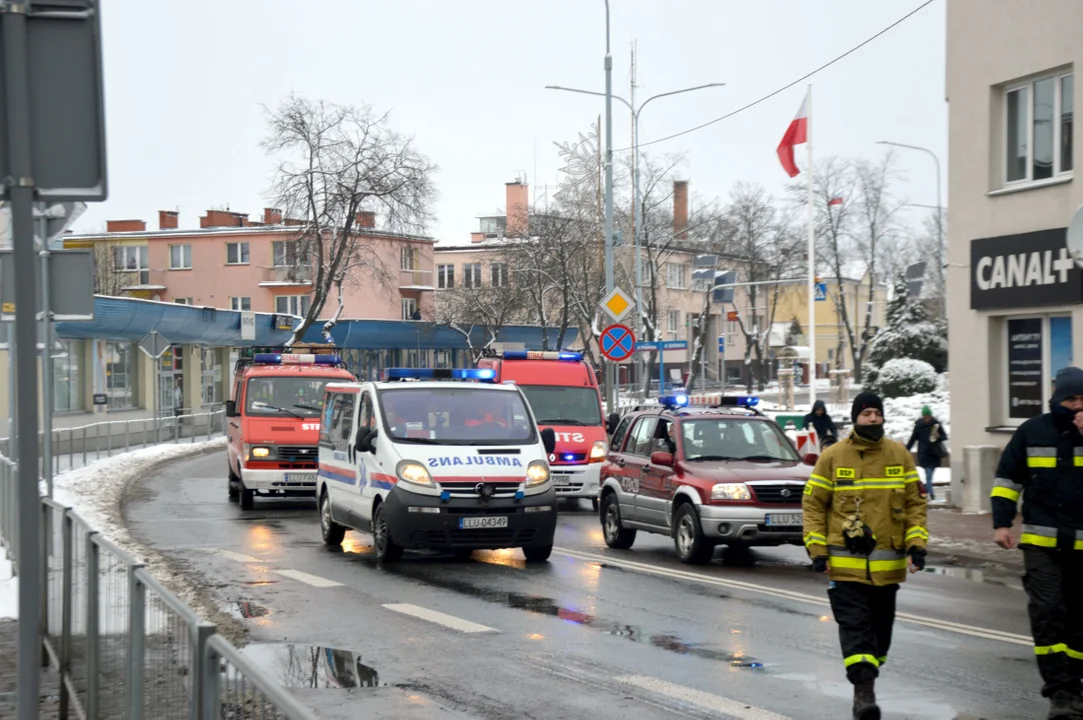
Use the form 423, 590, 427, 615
64, 208, 436, 321
946, 1, 1079, 469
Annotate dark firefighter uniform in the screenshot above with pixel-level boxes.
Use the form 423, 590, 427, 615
993, 374, 1083, 703
802, 427, 928, 683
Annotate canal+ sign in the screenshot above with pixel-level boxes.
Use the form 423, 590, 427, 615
970, 228, 1083, 310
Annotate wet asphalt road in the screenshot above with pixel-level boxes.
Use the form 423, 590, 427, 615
124, 453, 1045, 720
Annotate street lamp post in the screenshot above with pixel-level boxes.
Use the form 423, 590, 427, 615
546, 80, 724, 397
875, 141, 945, 308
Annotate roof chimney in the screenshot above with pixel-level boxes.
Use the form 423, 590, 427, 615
505, 180, 528, 237
673, 180, 689, 241
355, 211, 376, 228
263, 207, 282, 225
106, 219, 146, 233
158, 211, 178, 230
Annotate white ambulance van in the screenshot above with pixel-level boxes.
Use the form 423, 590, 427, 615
316, 367, 558, 563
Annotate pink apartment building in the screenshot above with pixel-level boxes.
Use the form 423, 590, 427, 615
65, 208, 436, 321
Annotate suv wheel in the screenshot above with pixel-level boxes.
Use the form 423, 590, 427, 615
523, 544, 553, 562
673, 504, 714, 564
372, 503, 403, 563
320, 491, 345, 547
601, 493, 637, 549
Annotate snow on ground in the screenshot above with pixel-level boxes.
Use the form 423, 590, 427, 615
0, 555, 15, 620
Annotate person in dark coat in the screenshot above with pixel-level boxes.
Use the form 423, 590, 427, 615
906, 405, 947, 501
803, 399, 838, 448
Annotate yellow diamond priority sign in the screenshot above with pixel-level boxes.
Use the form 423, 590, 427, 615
600, 286, 634, 322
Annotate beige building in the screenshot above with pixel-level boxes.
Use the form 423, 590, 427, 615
946, 1, 1080, 483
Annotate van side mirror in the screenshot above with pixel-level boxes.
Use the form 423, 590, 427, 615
224, 400, 237, 418
540, 428, 556, 455
356, 428, 378, 454
606, 412, 621, 435
802, 452, 819, 465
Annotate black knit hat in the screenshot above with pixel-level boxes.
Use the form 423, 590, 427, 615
851, 390, 884, 423
1052, 366, 1083, 406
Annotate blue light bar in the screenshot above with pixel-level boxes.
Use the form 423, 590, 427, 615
660, 394, 689, 408
498, 350, 584, 362
715, 395, 760, 408
382, 368, 497, 381
252, 353, 342, 366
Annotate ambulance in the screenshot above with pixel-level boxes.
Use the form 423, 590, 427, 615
316, 367, 558, 563
476, 350, 607, 509
226, 350, 356, 509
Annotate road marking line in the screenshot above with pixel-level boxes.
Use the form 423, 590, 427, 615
273, 569, 343, 588
615, 675, 789, 720
213, 549, 263, 563
555, 547, 1031, 646
382, 603, 496, 633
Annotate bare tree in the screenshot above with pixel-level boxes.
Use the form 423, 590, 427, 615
92, 240, 134, 296
434, 281, 526, 364
262, 95, 437, 344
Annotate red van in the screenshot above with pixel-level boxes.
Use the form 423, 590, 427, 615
477, 350, 606, 509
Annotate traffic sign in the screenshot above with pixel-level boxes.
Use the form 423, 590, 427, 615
636, 340, 687, 351
726, 310, 739, 321
815, 282, 827, 302
718, 336, 725, 353
600, 323, 636, 362
600, 286, 634, 322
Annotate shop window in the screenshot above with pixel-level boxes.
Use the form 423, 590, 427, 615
105, 341, 134, 410
1005, 315, 1074, 421
201, 347, 221, 406
52, 340, 82, 413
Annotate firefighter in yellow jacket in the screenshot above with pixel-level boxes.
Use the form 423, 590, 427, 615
802, 391, 929, 720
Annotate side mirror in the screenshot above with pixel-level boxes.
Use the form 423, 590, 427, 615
224, 400, 237, 418
606, 412, 621, 435
356, 428, 378, 454
540, 428, 556, 455
802, 452, 819, 465
650, 451, 674, 467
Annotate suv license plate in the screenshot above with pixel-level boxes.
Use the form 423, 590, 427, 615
284, 472, 316, 484
765, 513, 802, 527
459, 516, 509, 530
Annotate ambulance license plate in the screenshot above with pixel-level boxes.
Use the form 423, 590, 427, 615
284, 472, 316, 484
459, 516, 509, 529
552, 476, 571, 486
765, 513, 802, 527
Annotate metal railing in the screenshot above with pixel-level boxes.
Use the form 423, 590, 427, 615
0, 446, 316, 719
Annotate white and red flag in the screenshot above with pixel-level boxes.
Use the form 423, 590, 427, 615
776, 90, 809, 178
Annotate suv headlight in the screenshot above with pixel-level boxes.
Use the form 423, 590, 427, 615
396, 460, 434, 486
589, 441, 607, 462
525, 460, 550, 486
711, 483, 751, 501
245, 445, 275, 462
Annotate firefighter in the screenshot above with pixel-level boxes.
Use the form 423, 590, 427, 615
992, 366, 1083, 718
802, 391, 928, 720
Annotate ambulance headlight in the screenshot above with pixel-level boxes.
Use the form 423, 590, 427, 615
589, 441, 607, 462
395, 460, 434, 487
525, 461, 550, 487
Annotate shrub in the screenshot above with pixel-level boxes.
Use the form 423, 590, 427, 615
871, 358, 938, 398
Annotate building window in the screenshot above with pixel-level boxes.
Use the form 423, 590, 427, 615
275, 295, 311, 316
666, 263, 687, 289
400, 247, 416, 271
491, 262, 508, 288
226, 242, 250, 265
479, 217, 505, 236
105, 341, 134, 410
113, 245, 147, 271
169, 244, 192, 270
667, 310, 679, 333
201, 347, 221, 407
1004, 315, 1073, 422
173, 298, 193, 305
402, 297, 418, 320
52, 340, 82, 413
272, 239, 305, 267
437, 264, 454, 289
463, 263, 482, 289
230, 296, 251, 311
1004, 71, 1074, 184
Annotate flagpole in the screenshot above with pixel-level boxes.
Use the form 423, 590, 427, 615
806, 84, 817, 407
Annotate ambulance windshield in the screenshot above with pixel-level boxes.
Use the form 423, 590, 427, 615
378, 387, 535, 445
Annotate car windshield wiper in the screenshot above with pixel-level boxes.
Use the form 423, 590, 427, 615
740, 455, 787, 462
391, 436, 442, 445
293, 404, 322, 413
250, 402, 302, 419
537, 418, 588, 426
686, 455, 737, 462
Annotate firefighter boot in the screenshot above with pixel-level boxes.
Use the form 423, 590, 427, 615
852, 680, 881, 720
1048, 688, 1083, 719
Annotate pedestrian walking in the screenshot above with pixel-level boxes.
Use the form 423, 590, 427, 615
803, 390, 928, 720
992, 366, 1083, 718
906, 406, 947, 501
803, 399, 838, 449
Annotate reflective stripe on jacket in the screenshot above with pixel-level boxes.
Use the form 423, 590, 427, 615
802, 430, 927, 586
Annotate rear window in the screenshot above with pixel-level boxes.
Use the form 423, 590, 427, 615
245, 376, 339, 417
377, 387, 536, 446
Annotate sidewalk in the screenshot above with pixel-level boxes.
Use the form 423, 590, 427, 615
927, 506, 1023, 573
0, 619, 61, 719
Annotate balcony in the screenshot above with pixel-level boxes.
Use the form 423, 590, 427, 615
399, 268, 435, 291
260, 264, 314, 287
119, 268, 166, 292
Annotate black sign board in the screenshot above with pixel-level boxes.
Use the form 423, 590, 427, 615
92, 393, 107, 406
971, 228, 1083, 310
1007, 318, 1043, 419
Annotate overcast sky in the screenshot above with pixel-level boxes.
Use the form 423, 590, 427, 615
78, 0, 947, 243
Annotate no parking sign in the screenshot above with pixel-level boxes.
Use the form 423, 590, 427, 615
600, 324, 636, 362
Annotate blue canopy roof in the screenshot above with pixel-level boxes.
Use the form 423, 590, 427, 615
54, 296, 578, 351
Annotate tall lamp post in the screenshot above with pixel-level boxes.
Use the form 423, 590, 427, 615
875, 141, 945, 307
546, 81, 724, 396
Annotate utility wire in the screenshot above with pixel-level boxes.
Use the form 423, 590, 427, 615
623, 0, 937, 152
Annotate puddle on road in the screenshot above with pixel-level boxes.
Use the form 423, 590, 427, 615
238, 580, 278, 586
389, 568, 761, 669
923, 565, 1024, 590
241, 643, 389, 689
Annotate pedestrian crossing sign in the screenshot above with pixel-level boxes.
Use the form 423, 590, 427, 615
814, 282, 827, 302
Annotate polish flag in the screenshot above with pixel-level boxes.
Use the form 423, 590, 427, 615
828, 197, 843, 206
777, 90, 810, 178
